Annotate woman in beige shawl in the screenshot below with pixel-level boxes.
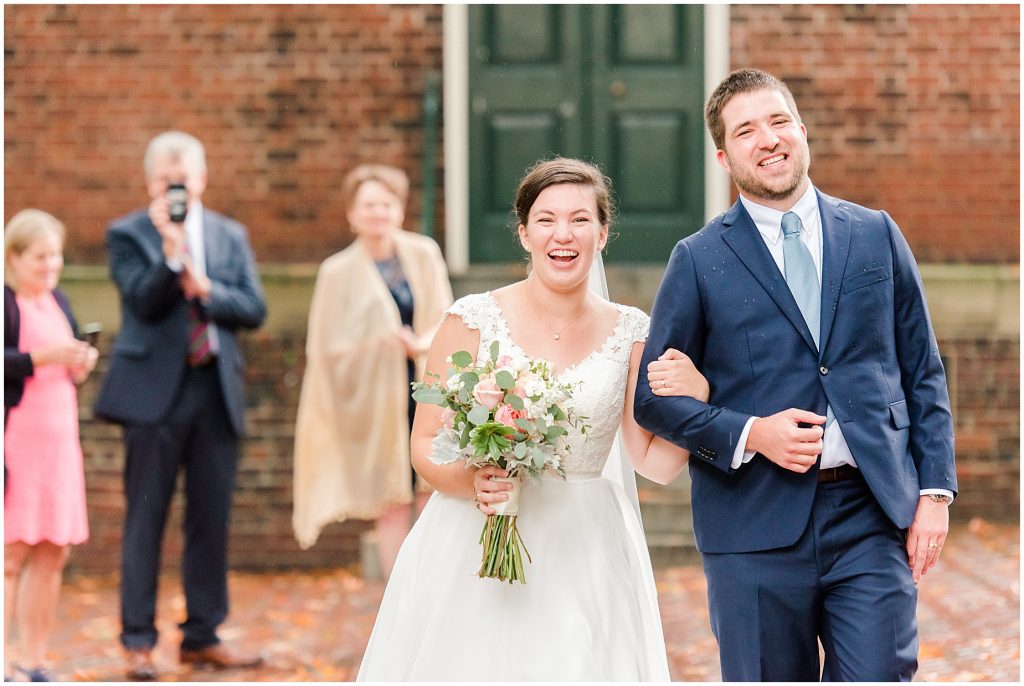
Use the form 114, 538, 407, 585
293, 164, 453, 576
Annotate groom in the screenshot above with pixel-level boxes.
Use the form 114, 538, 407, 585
634, 68, 956, 681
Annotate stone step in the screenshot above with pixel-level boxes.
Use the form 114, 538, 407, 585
647, 532, 702, 568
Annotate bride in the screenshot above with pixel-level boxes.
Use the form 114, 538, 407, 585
356, 158, 708, 681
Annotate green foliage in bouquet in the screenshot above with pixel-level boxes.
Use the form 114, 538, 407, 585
412, 340, 588, 583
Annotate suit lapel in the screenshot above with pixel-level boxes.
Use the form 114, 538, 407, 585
816, 191, 852, 357
136, 214, 165, 263
202, 209, 224, 277
720, 199, 818, 355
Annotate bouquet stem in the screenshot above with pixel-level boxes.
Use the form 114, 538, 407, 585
478, 513, 532, 583
476, 473, 530, 583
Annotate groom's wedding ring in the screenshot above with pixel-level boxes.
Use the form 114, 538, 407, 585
928, 542, 938, 548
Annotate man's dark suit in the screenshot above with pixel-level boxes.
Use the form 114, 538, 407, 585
94, 207, 266, 651
634, 190, 957, 680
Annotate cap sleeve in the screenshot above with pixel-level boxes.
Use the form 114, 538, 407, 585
445, 292, 491, 332
619, 305, 650, 345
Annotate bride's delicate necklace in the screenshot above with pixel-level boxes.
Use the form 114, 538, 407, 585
524, 286, 588, 341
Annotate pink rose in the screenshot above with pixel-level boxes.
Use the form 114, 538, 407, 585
496, 354, 514, 368
494, 404, 526, 438
495, 404, 525, 429
473, 378, 504, 410
439, 407, 456, 430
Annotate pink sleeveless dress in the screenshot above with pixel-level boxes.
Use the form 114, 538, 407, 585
4, 292, 89, 546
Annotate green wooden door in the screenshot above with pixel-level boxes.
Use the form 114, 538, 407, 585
468, 5, 704, 264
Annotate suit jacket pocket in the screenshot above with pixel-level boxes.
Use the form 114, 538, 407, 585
889, 399, 910, 430
112, 341, 150, 359
843, 266, 889, 294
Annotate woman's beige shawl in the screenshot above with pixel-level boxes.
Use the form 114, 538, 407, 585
293, 229, 453, 548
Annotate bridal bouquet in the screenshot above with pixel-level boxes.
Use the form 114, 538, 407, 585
412, 340, 588, 584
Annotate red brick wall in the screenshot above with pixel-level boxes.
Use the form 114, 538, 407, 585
5, 5, 1019, 265
730, 4, 1020, 263
4, 4, 445, 263
940, 337, 1020, 520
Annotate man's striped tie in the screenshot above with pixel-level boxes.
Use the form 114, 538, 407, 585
183, 241, 213, 367
187, 300, 213, 367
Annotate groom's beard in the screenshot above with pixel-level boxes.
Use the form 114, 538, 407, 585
726, 143, 811, 204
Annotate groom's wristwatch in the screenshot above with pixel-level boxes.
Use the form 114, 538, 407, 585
927, 493, 953, 505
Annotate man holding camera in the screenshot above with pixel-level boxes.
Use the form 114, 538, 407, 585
94, 131, 266, 680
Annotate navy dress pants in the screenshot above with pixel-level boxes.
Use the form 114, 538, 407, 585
119, 363, 239, 651
702, 474, 919, 681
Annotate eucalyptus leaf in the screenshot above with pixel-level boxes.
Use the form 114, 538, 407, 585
467, 405, 490, 425
513, 442, 527, 459
458, 388, 469, 403
535, 417, 548, 434
550, 405, 566, 421
461, 371, 480, 387
411, 387, 445, 405
506, 393, 525, 411
531, 447, 546, 470
451, 350, 473, 368
495, 370, 515, 390
514, 418, 533, 432
490, 340, 500, 362
545, 426, 568, 441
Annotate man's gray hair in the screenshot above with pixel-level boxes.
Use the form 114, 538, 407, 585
144, 131, 207, 178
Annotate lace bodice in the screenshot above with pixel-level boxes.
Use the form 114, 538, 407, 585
448, 292, 649, 477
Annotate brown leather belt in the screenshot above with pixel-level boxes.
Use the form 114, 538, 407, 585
817, 464, 860, 483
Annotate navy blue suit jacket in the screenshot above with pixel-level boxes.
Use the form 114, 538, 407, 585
94, 208, 266, 437
634, 190, 957, 554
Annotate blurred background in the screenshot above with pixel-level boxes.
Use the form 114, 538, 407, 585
4, 4, 1018, 576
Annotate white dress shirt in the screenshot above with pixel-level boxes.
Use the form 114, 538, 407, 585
728, 184, 952, 499
165, 200, 220, 355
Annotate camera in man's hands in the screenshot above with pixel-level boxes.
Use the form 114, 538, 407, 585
167, 183, 188, 223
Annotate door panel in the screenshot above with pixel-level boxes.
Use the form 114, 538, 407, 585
469, 5, 704, 263
487, 112, 560, 212
612, 112, 686, 211
488, 5, 560, 63
613, 5, 685, 63
469, 5, 584, 262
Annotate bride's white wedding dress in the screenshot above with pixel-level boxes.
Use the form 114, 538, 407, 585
356, 292, 670, 681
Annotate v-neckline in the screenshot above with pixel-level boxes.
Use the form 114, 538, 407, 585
485, 291, 624, 380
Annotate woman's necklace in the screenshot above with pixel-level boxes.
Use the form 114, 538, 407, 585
524, 285, 588, 341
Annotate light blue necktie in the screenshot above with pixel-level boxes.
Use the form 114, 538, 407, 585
782, 211, 834, 426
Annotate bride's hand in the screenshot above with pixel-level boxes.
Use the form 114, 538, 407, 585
473, 465, 511, 515
647, 348, 710, 402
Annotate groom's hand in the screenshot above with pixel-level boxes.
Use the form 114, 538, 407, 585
906, 496, 949, 583
746, 409, 827, 473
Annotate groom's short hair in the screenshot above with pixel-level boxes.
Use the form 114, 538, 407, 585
704, 68, 802, 151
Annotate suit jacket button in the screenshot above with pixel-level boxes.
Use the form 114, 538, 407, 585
819, 366, 829, 375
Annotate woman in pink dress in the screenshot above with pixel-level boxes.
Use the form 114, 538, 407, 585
4, 209, 98, 682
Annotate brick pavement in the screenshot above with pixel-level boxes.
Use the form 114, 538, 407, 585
9, 521, 1018, 682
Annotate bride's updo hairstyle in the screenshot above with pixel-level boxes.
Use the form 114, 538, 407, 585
513, 157, 616, 231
